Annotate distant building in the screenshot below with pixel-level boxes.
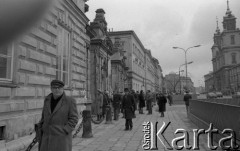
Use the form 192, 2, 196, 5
88, 9, 114, 115
228, 64, 240, 93
164, 72, 194, 94
209, 1, 240, 94
110, 37, 128, 93
195, 86, 205, 94
204, 72, 214, 92
108, 30, 163, 92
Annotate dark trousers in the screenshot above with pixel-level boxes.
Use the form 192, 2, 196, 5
139, 107, 143, 114
113, 107, 120, 120
147, 101, 152, 114
125, 119, 133, 130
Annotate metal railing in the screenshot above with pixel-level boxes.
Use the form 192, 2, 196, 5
189, 99, 240, 141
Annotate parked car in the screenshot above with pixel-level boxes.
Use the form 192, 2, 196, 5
207, 92, 217, 99
232, 92, 240, 98
215, 92, 223, 98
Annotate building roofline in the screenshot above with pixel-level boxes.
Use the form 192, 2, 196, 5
108, 30, 145, 51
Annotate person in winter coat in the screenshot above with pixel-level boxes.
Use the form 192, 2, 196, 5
102, 91, 109, 118
112, 91, 121, 120
96, 89, 103, 120
183, 90, 192, 112
145, 90, 153, 114
38, 79, 78, 151
121, 88, 136, 130
138, 90, 145, 114
157, 93, 167, 117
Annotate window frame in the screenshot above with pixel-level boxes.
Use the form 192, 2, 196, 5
0, 44, 14, 81
56, 25, 71, 87
231, 53, 237, 64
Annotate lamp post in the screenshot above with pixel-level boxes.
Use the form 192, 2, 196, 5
178, 61, 193, 94
173, 45, 201, 91
178, 70, 184, 94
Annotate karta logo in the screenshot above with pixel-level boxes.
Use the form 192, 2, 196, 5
142, 121, 239, 150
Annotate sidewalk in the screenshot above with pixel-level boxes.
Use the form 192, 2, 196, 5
71, 105, 222, 151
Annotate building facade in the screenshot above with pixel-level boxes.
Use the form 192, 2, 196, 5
228, 64, 240, 93
0, 0, 90, 142
144, 49, 157, 92
88, 9, 113, 115
204, 72, 214, 92
108, 30, 163, 93
210, 1, 240, 94
111, 37, 128, 93
109, 31, 146, 92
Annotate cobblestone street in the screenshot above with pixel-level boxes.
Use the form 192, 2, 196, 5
64, 104, 222, 151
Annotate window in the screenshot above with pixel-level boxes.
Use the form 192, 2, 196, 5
0, 126, 5, 140
231, 35, 235, 45
232, 53, 236, 64
0, 45, 13, 80
56, 26, 71, 86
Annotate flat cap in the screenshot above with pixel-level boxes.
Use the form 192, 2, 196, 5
51, 79, 64, 87
124, 88, 129, 92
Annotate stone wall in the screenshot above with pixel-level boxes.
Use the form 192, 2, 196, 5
0, 0, 90, 141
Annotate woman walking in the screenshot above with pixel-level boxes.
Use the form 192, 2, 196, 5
157, 93, 167, 117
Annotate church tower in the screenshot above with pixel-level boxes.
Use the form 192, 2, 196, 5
211, 0, 240, 93
222, 0, 237, 31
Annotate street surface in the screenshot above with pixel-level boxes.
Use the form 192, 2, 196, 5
31, 104, 223, 151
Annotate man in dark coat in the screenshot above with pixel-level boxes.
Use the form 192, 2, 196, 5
112, 91, 121, 120
146, 90, 153, 114
157, 93, 167, 117
131, 90, 137, 118
38, 79, 78, 151
102, 91, 109, 118
122, 88, 135, 130
138, 90, 145, 114
183, 90, 192, 112
96, 90, 103, 120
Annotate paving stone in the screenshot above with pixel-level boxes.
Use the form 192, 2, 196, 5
26, 105, 221, 151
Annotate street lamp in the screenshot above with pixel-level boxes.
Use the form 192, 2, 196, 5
173, 45, 201, 91
178, 70, 184, 94
178, 61, 193, 94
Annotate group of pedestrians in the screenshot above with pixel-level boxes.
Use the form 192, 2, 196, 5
36, 79, 193, 151
111, 89, 176, 130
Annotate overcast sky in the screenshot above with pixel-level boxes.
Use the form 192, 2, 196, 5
85, 0, 240, 87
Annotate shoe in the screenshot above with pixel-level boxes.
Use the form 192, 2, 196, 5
130, 127, 133, 130
124, 128, 129, 131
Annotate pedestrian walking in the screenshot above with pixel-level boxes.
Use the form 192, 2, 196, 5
37, 79, 79, 151
102, 91, 109, 118
119, 92, 125, 118
183, 90, 192, 112
121, 88, 136, 130
167, 93, 173, 106
157, 93, 167, 117
131, 90, 137, 118
96, 89, 103, 120
145, 90, 153, 114
138, 90, 145, 114
112, 91, 121, 120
